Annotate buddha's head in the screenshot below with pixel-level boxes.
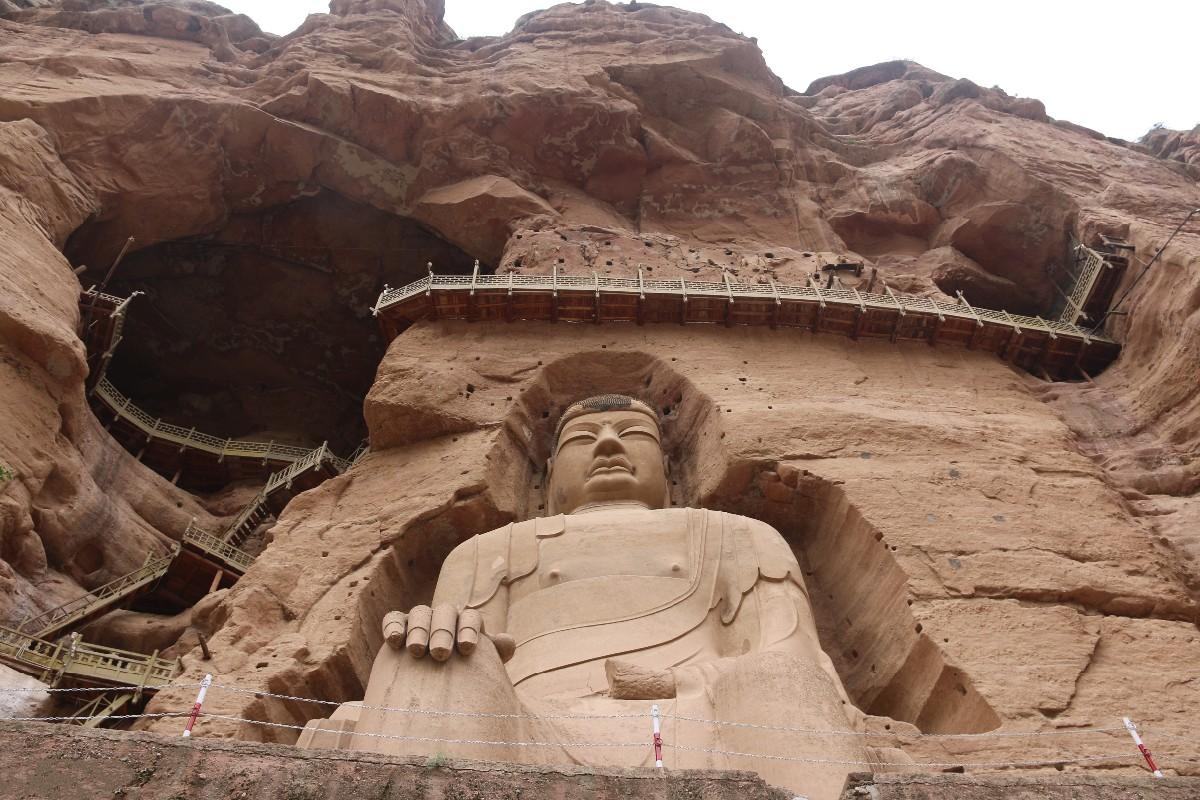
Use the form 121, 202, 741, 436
546, 394, 669, 515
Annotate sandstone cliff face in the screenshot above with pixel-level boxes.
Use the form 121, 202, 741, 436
0, 0, 1198, 785
1142, 125, 1200, 174
0, 116, 224, 624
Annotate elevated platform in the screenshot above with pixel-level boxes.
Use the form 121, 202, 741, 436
90, 377, 324, 491
373, 273, 1121, 380
0, 626, 175, 693
19, 548, 178, 640
220, 441, 355, 548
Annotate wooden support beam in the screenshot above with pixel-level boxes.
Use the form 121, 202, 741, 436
1000, 311, 1024, 362
885, 284, 906, 343
133, 648, 157, 703
467, 260, 480, 321
100, 236, 135, 290
769, 278, 781, 330
723, 271, 735, 327
551, 265, 559, 323
505, 271, 515, 323
807, 275, 826, 333
956, 291, 984, 349
1032, 316, 1058, 373
1072, 337, 1092, 373
848, 283, 867, 340
636, 268, 646, 326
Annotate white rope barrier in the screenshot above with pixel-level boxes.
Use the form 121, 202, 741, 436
203, 684, 1137, 736
0, 679, 1191, 774
663, 743, 1141, 769
200, 713, 648, 748
210, 682, 647, 721
667, 712, 1129, 739
5, 712, 188, 722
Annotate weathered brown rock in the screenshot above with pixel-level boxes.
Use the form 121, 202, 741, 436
1142, 125, 1200, 174
0, 720, 795, 799
0, 0, 1197, 790
0, 116, 225, 626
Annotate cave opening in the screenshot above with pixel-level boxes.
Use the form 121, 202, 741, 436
67, 191, 479, 460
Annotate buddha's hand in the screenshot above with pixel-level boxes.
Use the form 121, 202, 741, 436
381, 606, 515, 664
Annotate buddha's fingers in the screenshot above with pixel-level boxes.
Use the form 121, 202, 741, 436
428, 604, 457, 662
382, 611, 408, 650
457, 609, 482, 655
406, 605, 433, 657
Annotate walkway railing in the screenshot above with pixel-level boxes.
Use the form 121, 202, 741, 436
18, 548, 177, 639
375, 273, 1115, 342
220, 441, 354, 547
93, 378, 314, 463
373, 271, 1121, 380
182, 521, 255, 574
1058, 242, 1109, 326
0, 625, 175, 691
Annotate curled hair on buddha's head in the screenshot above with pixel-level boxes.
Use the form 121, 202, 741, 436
552, 394, 660, 449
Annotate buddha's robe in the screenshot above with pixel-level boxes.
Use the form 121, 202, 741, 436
302, 508, 869, 800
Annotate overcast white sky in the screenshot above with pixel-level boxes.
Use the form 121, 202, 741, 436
221, 0, 1198, 142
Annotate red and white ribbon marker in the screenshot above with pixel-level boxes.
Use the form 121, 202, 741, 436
651, 704, 663, 768
182, 673, 213, 738
1124, 717, 1163, 778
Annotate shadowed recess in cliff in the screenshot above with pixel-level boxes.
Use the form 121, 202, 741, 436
241, 352, 723, 737
66, 191, 478, 455
707, 463, 1002, 735
494, 349, 727, 520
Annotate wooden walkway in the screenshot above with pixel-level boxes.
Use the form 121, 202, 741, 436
91, 377, 325, 490
373, 272, 1120, 380
79, 290, 354, 491
0, 625, 175, 694
3, 291, 372, 712
19, 549, 178, 640
219, 441, 359, 548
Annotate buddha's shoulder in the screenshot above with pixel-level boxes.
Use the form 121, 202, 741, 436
449, 514, 564, 560
677, 507, 784, 533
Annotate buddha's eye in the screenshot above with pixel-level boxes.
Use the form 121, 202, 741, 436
558, 431, 596, 449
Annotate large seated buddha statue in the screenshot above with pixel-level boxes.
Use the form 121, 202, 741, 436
301, 394, 869, 798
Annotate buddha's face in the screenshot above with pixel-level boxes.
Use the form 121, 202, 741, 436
547, 408, 668, 514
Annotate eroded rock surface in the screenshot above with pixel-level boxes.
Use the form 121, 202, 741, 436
0, 0, 1197, 787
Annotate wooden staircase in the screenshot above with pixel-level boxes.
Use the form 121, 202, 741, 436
222, 441, 355, 548
18, 548, 177, 640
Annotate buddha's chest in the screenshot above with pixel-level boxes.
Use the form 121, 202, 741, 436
532, 518, 693, 589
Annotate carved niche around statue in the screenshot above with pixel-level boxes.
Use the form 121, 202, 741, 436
301, 394, 869, 799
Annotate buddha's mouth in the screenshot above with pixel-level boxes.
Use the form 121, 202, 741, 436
588, 456, 634, 477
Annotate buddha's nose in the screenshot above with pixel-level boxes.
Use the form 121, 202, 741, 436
592, 426, 625, 455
